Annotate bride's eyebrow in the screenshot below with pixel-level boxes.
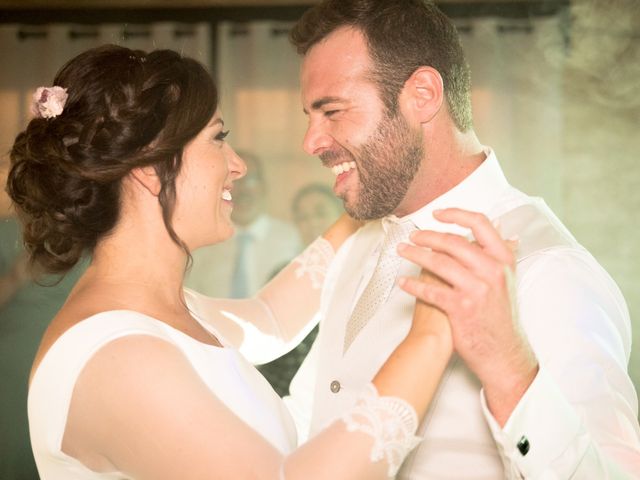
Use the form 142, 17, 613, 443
209, 118, 224, 128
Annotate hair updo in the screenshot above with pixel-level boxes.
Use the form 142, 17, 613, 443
6, 44, 218, 275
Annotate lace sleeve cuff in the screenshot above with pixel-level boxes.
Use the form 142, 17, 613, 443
293, 236, 335, 290
341, 384, 422, 477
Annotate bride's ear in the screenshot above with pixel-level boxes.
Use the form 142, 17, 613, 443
130, 166, 161, 196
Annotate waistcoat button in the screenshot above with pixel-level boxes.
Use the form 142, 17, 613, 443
330, 380, 341, 393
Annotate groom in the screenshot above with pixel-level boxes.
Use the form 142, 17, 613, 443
285, 0, 640, 478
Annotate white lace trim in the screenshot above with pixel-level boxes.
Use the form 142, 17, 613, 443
341, 384, 422, 478
293, 237, 335, 290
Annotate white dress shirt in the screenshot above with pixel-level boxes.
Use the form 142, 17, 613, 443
287, 149, 640, 479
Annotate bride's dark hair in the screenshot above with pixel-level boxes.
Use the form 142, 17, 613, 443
6, 44, 217, 275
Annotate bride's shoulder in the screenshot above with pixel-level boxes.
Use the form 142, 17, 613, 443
30, 297, 163, 384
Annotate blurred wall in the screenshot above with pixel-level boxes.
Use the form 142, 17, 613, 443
562, 0, 640, 389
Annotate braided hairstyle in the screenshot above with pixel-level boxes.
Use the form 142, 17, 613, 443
6, 44, 217, 275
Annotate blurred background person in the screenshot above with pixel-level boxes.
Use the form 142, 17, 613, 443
292, 183, 344, 246
185, 151, 302, 298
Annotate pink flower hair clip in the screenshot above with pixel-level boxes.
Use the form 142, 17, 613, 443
31, 86, 69, 119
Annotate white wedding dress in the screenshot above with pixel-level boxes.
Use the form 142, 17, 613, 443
29, 311, 298, 480
28, 238, 420, 479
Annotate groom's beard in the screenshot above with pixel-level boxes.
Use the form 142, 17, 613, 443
339, 112, 423, 220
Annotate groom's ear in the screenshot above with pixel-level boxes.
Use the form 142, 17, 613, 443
399, 66, 444, 125
130, 165, 162, 197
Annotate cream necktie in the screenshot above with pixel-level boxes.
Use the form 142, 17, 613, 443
343, 218, 416, 353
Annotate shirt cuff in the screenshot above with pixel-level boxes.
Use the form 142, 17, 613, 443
480, 365, 584, 478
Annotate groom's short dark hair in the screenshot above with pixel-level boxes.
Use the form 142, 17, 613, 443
290, 0, 473, 132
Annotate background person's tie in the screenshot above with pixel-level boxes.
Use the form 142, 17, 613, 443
230, 231, 252, 298
343, 219, 416, 353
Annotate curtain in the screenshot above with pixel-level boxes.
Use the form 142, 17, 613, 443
458, 15, 565, 214
0, 21, 211, 169
216, 20, 335, 222
216, 15, 565, 219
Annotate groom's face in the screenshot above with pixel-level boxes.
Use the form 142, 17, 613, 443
300, 26, 422, 220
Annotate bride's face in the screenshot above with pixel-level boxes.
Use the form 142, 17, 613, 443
173, 110, 246, 251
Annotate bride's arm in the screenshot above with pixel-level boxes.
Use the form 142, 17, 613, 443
66, 282, 452, 480
185, 214, 361, 361
255, 212, 362, 341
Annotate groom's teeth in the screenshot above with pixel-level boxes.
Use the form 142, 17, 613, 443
222, 190, 232, 201
331, 161, 356, 176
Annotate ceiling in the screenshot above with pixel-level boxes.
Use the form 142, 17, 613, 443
0, 0, 543, 9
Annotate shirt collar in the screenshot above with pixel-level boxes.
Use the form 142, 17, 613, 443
384, 147, 510, 235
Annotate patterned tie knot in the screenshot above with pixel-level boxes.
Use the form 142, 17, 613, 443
380, 218, 416, 253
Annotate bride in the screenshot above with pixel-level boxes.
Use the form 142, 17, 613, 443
9, 44, 453, 479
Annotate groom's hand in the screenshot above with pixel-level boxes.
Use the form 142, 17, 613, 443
398, 207, 538, 426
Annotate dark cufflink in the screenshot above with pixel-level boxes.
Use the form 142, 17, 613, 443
516, 435, 530, 456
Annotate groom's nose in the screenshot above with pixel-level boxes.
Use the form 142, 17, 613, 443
303, 118, 332, 157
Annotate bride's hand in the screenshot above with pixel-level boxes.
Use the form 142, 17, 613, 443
374, 266, 453, 414
398, 266, 453, 352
